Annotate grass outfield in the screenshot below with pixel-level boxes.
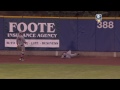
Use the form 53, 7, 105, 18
0, 64, 120, 79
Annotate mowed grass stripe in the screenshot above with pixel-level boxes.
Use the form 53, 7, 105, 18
0, 64, 120, 79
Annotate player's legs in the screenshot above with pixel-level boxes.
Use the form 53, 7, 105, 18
20, 45, 25, 61
66, 54, 71, 58
70, 53, 78, 57
18, 45, 21, 51
19, 46, 22, 60
61, 54, 71, 59
67, 50, 72, 55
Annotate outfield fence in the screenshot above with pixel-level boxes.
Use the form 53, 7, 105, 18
0, 16, 120, 57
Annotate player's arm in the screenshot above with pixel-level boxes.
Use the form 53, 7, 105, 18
23, 37, 27, 44
16, 37, 19, 46
16, 37, 20, 50
61, 53, 66, 58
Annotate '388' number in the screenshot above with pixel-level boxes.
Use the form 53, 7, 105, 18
97, 21, 114, 29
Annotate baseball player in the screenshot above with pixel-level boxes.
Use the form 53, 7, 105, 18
16, 31, 27, 61
61, 50, 79, 59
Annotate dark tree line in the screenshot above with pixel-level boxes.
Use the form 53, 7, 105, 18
0, 11, 119, 17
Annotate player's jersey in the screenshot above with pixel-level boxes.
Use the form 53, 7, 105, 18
61, 50, 72, 58
16, 35, 26, 46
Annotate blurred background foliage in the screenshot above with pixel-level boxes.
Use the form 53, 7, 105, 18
0, 11, 119, 17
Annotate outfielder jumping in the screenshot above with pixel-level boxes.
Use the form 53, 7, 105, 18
16, 31, 27, 61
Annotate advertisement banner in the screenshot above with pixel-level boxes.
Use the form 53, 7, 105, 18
4, 18, 60, 50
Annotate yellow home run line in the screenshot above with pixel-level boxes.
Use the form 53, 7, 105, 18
0, 16, 120, 19
3, 16, 22, 18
